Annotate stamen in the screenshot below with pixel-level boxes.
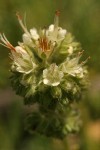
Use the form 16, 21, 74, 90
0, 33, 15, 51
55, 10, 60, 16
54, 10, 60, 29
24, 12, 27, 29
38, 27, 52, 52
78, 50, 84, 56
16, 12, 30, 36
38, 37, 51, 52
81, 56, 91, 65
48, 41, 51, 50
0, 42, 9, 48
76, 50, 84, 62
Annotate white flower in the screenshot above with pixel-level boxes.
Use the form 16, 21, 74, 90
43, 64, 63, 86
60, 52, 86, 78
17, 11, 67, 53
0, 33, 37, 74
11, 46, 37, 74
46, 24, 67, 44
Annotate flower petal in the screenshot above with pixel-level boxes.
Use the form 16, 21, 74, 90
58, 28, 67, 39
30, 28, 39, 40
23, 33, 33, 46
43, 64, 63, 86
48, 24, 54, 32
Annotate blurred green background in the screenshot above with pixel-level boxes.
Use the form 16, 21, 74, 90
0, 0, 100, 150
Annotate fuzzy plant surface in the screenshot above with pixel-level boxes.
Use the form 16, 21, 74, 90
0, 11, 89, 139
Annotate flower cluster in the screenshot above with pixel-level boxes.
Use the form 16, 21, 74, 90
0, 11, 89, 138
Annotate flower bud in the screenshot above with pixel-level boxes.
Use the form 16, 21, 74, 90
51, 86, 62, 99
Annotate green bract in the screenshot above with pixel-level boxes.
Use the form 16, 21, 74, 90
0, 11, 89, 138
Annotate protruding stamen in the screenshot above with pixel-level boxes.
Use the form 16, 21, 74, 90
55, 10, 60, 16
78, 50, 84, 56
54, 10, 60, 29
16, 12, 22, 20
0, 33, 15, 51
81, 56, 91, 65
16, 12, 30, 36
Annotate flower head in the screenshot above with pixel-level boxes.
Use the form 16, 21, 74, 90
0, 11, 89, 100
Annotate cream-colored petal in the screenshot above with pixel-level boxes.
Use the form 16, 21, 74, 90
30, 28, 39, 40
58, 29, 67, 38
48, 24, 54, 32
23, 33, 33, 46
68, 46, 73, 54
15, 46, 27, 54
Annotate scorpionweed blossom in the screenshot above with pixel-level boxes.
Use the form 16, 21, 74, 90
0, 11, 89, 138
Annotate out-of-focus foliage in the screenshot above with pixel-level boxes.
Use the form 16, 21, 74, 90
0, 93, 100, 150
0, 101, 54, 150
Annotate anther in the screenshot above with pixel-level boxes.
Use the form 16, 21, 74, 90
78, 50, 84, 56
81, 56, 91, 65
55, 10, 60, 16
16, 12, 22, 20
